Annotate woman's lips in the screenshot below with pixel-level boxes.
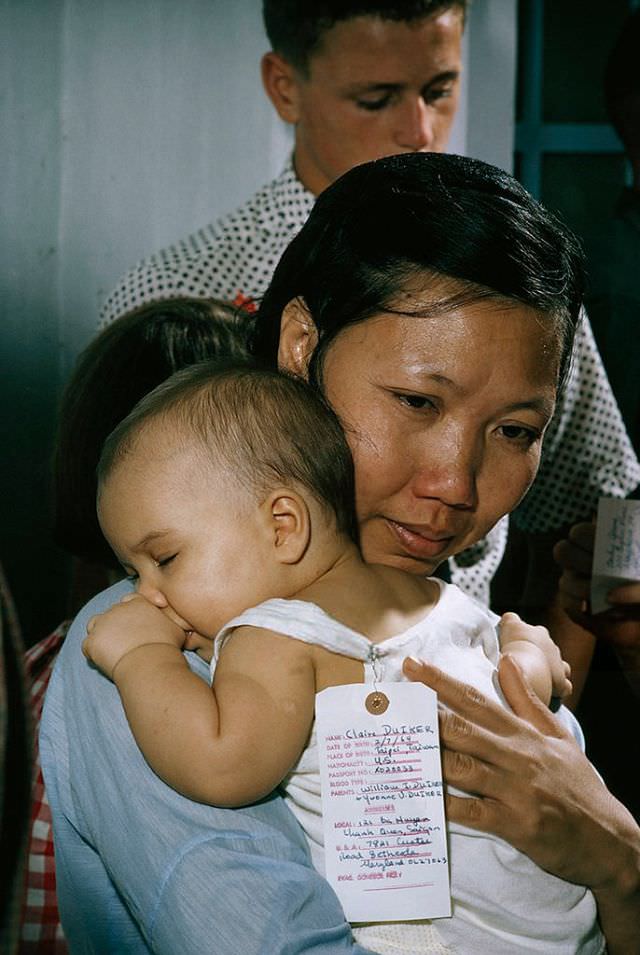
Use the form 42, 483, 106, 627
386, 519, 456, 560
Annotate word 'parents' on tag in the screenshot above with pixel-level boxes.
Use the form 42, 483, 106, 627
316, 682, 450, 924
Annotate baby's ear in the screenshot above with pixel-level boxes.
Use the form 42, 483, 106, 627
261, 489, 310, 564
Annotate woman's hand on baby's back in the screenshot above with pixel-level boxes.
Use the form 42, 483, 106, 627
83, 593, 186, 681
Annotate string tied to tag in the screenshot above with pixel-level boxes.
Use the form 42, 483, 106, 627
365, 644, 389, 715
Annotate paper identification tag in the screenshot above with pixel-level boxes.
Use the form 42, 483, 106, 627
316, 682, 450, 924
591, 498, 640, 614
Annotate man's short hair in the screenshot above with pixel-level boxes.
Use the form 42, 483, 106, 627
263, 1, 467, 73
98, 362, 359, 543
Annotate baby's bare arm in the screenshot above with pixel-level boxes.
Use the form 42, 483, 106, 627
499, 612, 571, 705
110, 624, 316, 806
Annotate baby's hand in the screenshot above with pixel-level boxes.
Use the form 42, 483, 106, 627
499, 611, 572, 701
83, 593, 185, 681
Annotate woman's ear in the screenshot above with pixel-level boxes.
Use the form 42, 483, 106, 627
278, 298, 318, 378
261, 52, 301, 125
261, 489, 311, 565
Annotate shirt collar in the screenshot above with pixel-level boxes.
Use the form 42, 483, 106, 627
270, 154, 316, 229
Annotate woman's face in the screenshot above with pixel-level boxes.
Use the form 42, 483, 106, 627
279, 291, 560, 575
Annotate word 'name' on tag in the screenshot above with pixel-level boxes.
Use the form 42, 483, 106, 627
316, 681, 451, 924
591, 497, 640, 614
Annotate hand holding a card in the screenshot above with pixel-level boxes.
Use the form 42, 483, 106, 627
554, 505, 640, 696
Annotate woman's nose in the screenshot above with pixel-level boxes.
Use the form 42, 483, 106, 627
136, 577, 168, 608
411, 434, 480, 509
395, 97, 434, 151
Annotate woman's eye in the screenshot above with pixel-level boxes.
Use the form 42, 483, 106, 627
397, 393, 436, 411
499, 424, 540, 446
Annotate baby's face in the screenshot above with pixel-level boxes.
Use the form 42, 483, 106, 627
98, 432, 270, 642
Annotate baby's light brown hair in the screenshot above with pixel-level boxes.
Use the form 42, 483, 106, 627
98, 361, 359, 543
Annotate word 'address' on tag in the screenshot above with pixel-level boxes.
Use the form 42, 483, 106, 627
591, 497, 640, 614
316, 681, 450, 924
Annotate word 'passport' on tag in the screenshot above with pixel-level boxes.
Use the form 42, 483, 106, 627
316, 681, 451, 924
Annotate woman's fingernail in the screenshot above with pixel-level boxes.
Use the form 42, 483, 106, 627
404, 656, 421, 672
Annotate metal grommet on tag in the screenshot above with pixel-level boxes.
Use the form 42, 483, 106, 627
365, 690, 389, 715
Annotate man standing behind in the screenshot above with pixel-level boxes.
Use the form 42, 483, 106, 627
100, 0, 640, 684
101, 2, 464, 316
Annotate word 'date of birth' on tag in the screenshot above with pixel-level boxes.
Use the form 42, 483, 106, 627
316, 682, 450, 924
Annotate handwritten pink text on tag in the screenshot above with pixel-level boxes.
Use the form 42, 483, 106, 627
316, 682, 451, 923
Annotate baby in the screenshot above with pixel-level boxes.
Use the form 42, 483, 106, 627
84, 362, 602, 954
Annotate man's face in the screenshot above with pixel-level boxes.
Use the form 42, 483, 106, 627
269, 10, 463, 195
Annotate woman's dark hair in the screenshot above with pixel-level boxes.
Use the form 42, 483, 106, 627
250, 152, 585, 391
53, 298, 250, 568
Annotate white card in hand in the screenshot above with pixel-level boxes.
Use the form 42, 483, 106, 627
316, 682, 450, 924
591, 498, 640, 614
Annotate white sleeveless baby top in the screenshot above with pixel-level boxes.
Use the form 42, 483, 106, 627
211, 581, 604, 955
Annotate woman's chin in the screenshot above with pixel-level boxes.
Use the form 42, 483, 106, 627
359, 545, 443, 577
359, 522, 460, 575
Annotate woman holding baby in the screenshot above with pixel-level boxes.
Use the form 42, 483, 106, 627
41, 153, 640, 953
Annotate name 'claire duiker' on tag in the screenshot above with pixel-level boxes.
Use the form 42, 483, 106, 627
315, 681, 451, 924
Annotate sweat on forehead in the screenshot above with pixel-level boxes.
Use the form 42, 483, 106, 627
97, 361, 359, 542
